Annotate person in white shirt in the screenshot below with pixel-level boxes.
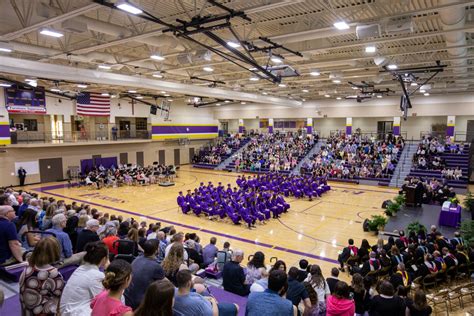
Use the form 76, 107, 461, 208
164, 232, 188, 261
59, 241, 109, 316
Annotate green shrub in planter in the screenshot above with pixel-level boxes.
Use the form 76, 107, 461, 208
463, 191, 474, 220
460, 220, 474, 244
394, 194, 406, 206
368, 215, 388, 232
407, 221, 426, 236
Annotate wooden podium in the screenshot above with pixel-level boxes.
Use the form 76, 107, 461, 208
405, 185, 417, 207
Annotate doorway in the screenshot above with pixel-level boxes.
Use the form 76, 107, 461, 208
174, 149, 180, 166
119, 120, 131, 138
189, 148, 195, 163
158, 150, 165, 165
39, 158, 64, 183
377, 121, 393, 139
466, 120, 474, 143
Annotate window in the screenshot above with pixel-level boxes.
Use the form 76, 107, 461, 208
24, 119, 38, 131
136, 118, 148, 130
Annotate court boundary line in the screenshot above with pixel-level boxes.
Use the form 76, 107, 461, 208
32, 184, 339, 265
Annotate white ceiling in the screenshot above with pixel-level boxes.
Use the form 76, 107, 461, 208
0, 0, 473, 105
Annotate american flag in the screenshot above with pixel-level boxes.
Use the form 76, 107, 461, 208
76, 92, 111, 116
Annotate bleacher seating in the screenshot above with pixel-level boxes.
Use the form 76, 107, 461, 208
408, 143, 470, 189
193, 135, 250, 170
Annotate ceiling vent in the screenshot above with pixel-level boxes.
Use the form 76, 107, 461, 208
177, 53, 193, 64
356, 24, 381, 39
385, 15, 413, 34
193, 50, 212, 62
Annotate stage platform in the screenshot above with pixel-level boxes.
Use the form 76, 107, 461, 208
384, 203, 471, 238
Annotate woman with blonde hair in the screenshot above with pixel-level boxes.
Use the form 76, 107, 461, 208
40, 203, 57, 230
162, 243, 188, 286
20, 237, 65, 316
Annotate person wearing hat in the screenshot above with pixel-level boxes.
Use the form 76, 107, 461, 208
0, 205, 24, 265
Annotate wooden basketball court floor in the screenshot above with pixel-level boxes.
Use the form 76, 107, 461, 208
26, 165, 407, 279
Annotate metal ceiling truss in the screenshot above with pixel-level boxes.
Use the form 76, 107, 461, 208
93, 0, 302, 84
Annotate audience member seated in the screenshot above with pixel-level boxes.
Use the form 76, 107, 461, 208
202, 236, 219, 267
250, 268, 269, 293
406, 289, 432, 316
338, 238, 358, 272
60, 241, 109, 316
246, 269, 297, 316
133, 279, 175, 316
222, 249, 250, 296
16, 208, 40, 250
90, 259, 133, 316
20, 237, 65, 316
174, 269, 238, 316
350, 273, 369, 316
46, 213, 84, 267
193, 134, 244, 165
245, 251, 266, 285
326, 267, 340, 294
296, 259, 309, 282
124, 239, 165, 310
304, 265, 330, 314
301, 133, 404, 180
0, 205, 24, 265
286, 267, 311, 314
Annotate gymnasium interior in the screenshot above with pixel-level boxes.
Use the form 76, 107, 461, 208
0, 0, 473, 315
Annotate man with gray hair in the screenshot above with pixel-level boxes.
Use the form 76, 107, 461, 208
46, 214, 85, 267
0, 205, 23, 265
222, 249, 250, 296
76, 219, 100, 252
18, 194, 31, 217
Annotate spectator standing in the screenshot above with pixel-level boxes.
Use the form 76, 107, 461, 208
406, 290, 432, 316
0, 205, 23, 265
326, 281, 355, 316
246, 269, 296, 316
20, 237, 65, 316
134, 279, 175, 316
90, 259, 133, 316
124, 239, 165, 309
60, 242, 109, 316
18, 166, 27, 186
369, 281, 405, 316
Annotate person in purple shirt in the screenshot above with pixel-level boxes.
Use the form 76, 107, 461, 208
202, 237, 218, 268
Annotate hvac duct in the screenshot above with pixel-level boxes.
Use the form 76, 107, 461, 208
439, 0, 468, 75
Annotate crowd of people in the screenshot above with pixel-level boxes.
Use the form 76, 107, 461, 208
411, 136, 466, 181
400, 176, 457, 205
301, 133, 404, 180
193, 134, 246, 165
233, 132, 316, 172
79, 163, 177, 188
177, 174, 330, 228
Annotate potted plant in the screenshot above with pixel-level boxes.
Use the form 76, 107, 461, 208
384, 202, 400, 217
407, 221, 426, 236
450, 197, 460, 207
368, 215, 388, 234
394, 194, 406, 206
463, 191, 474, 220
460, 220, 474, 244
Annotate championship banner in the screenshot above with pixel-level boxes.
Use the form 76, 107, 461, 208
268, 118, 274, 134
346, 117, 352, 136
447, 116, 455, 138
4, 85, 47, 114
393, 117, 401, 136
307, 118, 313, 134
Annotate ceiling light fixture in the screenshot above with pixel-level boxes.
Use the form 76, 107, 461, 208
241, 101, 247, 105
25, 79, 37, 87
50, 88, 61, 92
333, 21, 350, 30
310, 71, 320, 76
324, 94, 331, 98
0, 83, 12, 87
278, 83, 286, 87
136, 95, 143, 99
161, 91, 167, 94
336, 97, 342, 100
216, 103, 221, 106
39, 28, 64, 38
262, 92, 268, 95
249, 77, 259, 81
227, 41, 241, 48
420, 89, 426, 93
302, 98, 306, 102
98, 64, 111, 70
332, 79, 341, 84
152, 72, 163, 78
224, 100, 231, 103
270, 56, 283, 63
164, 94, 170, 97
377, 95, 383, 98
77, 84, 88, 88
424, 93, 430, 96
167, 99, 173, 102
387, 64, 398, 70
0, 42, 13, 53
351, 86, 359, 90
101, 93, 110, 97
365, 46, 376, 53
150, 54, 165, 61
203, 66, 214, 72
302, 89, 309, 93
116, 0, 143, 15
128, 90, 137, 93
410, 82, 418, 86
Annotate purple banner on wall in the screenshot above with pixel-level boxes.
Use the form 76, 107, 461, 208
306, 126, 312, 134
268, 126, 273, 133
81, 156, 118, 174
446, 126, 455, 137
152, 125, 218, 134
346, 126, 352, 135
393, 126, 400, 136
0, 125, 10, 138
